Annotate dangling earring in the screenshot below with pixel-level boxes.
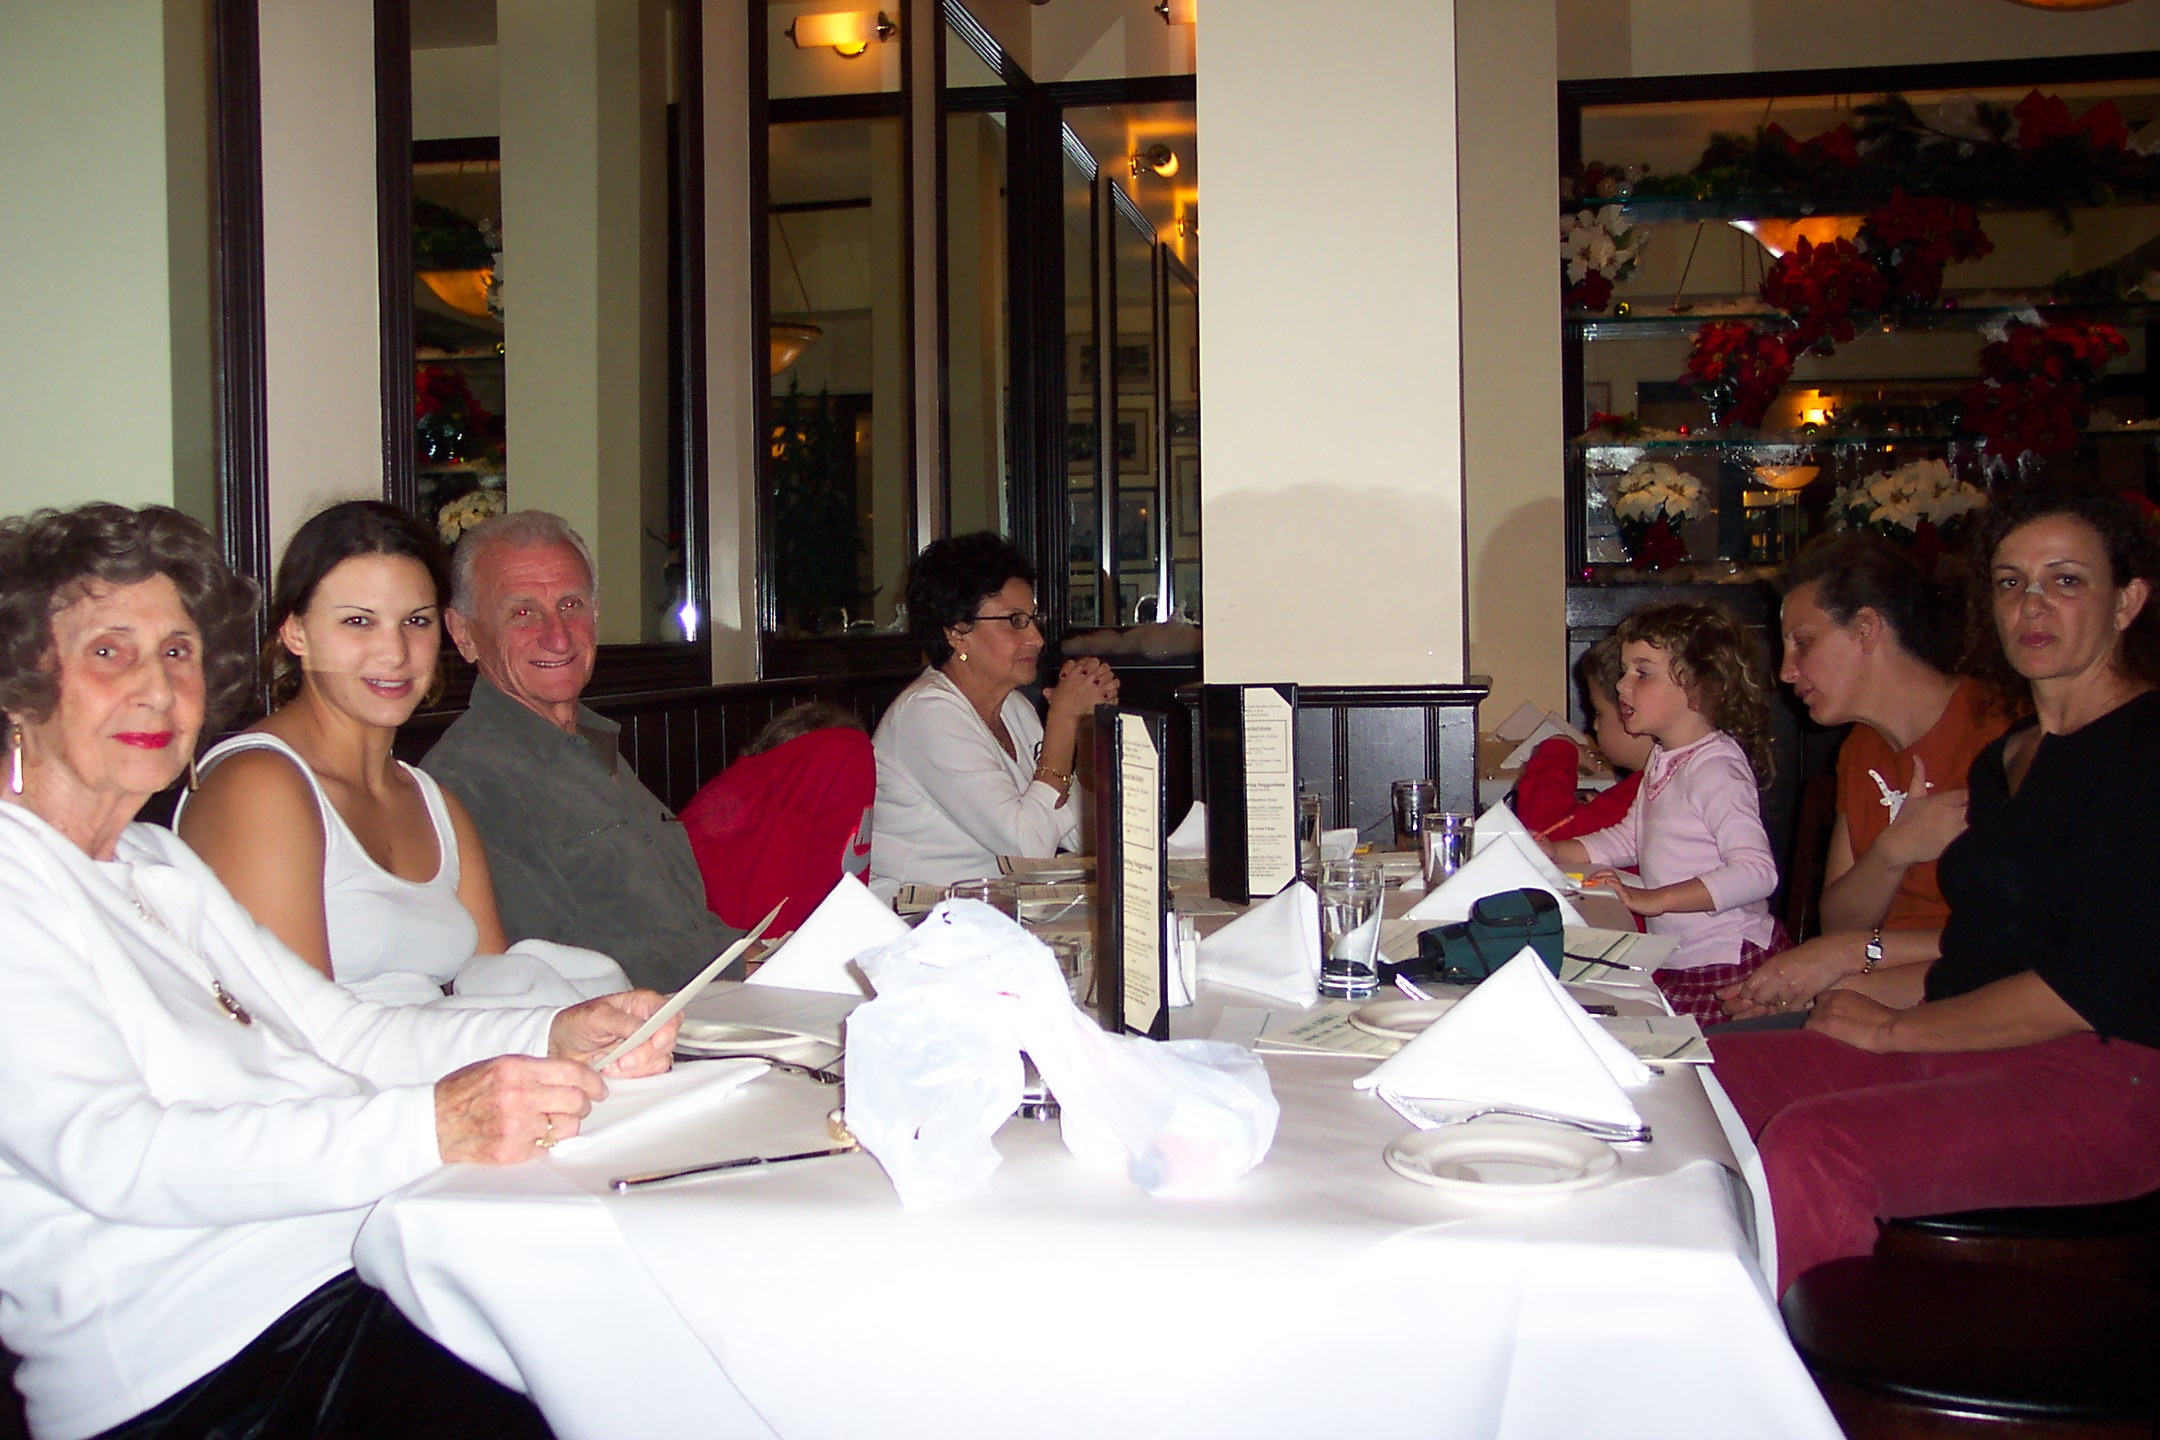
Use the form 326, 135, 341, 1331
957, 651, 969, 663
6, 721, 21, 797
185, 753, 200, 793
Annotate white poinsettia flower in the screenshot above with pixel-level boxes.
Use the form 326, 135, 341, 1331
1934, 94, 1992, 143
1595, 204, 1625, 232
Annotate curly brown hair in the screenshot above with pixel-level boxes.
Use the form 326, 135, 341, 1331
1612, 601, 1775, 783
1962, 484, 2160, 693
0, 503, 260, 734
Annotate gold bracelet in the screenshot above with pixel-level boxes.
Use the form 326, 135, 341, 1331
1033, 763, 1072, 788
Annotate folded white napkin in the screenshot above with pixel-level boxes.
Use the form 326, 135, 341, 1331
1469, 801, 1579, 891
1401, 832, 1587, 929
1167, 801, 1208, 860
1196, 882, 1320, 1006
1354, 948, 1650, 1129
1501, 714, 1593, 770
441, 939, 631, 1008
747, 873, 905, 996
1319, 827, 1358, 862
1491, 700, 1549, 742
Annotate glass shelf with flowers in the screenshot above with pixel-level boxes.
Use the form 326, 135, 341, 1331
1832, 456, 1988, 575
1607, 461, 1707, 569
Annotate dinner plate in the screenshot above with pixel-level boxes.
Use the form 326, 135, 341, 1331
1009, 859, 1093, 883
1383, 1122, 1619, 1201
674, 1019, 828, 1059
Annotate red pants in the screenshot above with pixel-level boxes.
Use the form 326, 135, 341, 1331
1708, 1029, 2160, 1294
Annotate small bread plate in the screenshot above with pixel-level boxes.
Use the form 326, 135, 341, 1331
1383, 1122, 1620, 1202
1350, 998, 1459, 1041
674, 1018, 828, 1061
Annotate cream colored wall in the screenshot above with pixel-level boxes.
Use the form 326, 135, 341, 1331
1560, 0, 2160, 79
1197, 0, 1466, 686
1460, 0, 1566, 718
705, 0, 760, 682
413, 45, 499, 141
259, 0, 384, 556
0, 1, 183, 513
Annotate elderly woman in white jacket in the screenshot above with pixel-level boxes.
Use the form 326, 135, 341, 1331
871, 533, 1118, 888
0, 503, 677, 1440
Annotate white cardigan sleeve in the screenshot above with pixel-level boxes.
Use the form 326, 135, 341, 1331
0, 828, 551, 1228
892, 685, 1077, 860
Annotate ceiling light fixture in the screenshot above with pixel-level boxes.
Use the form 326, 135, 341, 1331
770, 214, 824, 376
1729, 215, 1864, 258
1131, 143, 1179, 179
787, 10, 895, 58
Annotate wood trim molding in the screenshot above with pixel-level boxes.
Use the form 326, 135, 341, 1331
1559, 50, 2160, 108
374, 0, 416, 515
211, 0, 271, 602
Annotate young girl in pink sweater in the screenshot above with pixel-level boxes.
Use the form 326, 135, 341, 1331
1542, 603, 1783, 1024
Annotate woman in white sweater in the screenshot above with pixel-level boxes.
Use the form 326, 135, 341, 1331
871, 533, 1119, 887
0, 504, 677, 1439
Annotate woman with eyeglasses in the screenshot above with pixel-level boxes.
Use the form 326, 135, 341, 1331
870, 532, 1119, 888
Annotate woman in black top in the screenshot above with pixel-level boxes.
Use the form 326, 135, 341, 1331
1710, 486, 2160, 1293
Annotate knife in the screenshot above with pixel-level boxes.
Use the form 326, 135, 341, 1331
609, 1143, 857, 1193
591, 898, 787, 1071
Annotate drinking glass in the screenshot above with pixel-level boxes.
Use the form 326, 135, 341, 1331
1318, 857, 1384, 999
944, 877, 1019, 919
1297, 791, 1323, 881
1420, 810, 1474, 886
1391, 779, 1437, 850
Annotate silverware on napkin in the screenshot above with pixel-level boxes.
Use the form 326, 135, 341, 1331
1377, 1087, 1651, 1144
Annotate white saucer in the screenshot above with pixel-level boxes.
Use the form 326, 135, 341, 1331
1350, 999, 1458, 1040
674, 1019, 828, 1060
1383, 1122, 1619, 1201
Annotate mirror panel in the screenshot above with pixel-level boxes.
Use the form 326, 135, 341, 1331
1062, 147, 1103, 630
1164, 255, 1198, 621
409, 0, 693, 645
1109, 192, 1159, 626
945, 109, 1011, 538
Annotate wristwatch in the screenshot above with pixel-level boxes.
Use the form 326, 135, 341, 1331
1861, 928, 1884, 975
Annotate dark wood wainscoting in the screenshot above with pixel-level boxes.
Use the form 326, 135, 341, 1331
1173, 681, 1491, 844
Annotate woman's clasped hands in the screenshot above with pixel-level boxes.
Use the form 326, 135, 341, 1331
1045, 656, 1119, 719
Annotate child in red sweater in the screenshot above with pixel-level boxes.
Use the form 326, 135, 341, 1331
1513, 635, 1651, 841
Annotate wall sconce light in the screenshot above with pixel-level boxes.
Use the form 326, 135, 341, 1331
787, 10, 895, 57
1153, 0, 1196, 23
1131, 143, 1179, 179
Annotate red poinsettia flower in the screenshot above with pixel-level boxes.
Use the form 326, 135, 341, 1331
1686, 322, 1794, 429
1762, 123, 1802, 156
1564, 271, 1615, 312
2014, 90, 2079, 151
2080, 99, 2130, 151
1804, 123, 1861, 168
1861, 191, 1993, 307
1762, 236, 1890, 348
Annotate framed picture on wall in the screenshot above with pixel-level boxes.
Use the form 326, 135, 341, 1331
1173, 560, 1200, 618
1116, 489, 1156, 565
1068, 491, 1100, 562
1069, 567, 1101, 627
1067, 414, 1098, 465
1115, 406, 1151, 476
1173, 452, 1200, 538
1167, 408, 1198, 442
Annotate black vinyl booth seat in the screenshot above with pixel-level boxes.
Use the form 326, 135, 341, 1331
1876, 1186, 2160, 1289
1782, 1256, 2160, 1436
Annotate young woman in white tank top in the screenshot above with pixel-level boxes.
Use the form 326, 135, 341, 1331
176, 501, 623, 1004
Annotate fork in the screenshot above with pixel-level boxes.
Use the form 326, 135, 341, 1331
679, 1052, 843, 1085
1377, 1087, 1651, 1143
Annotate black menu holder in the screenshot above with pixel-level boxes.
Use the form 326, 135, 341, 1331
1093, 704, 1169, 1039
1201, 683, 1300, 905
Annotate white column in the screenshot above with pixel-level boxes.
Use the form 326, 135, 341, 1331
1460, 0, 1565, 716
1196, 0, 1465, 685
259, 0, 382, 555
703, 0, 758, 681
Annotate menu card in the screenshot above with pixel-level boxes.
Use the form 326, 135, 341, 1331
1201, 683, 1300, 905
1094, 705, 1169, 1039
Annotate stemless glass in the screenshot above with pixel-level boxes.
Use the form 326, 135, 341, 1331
1420, 810, 1475, 886
1318, 857, 1385, 1000
1391, 779, 1437, 850
1297, 791, 1323, 881
944, 877, 1019, 919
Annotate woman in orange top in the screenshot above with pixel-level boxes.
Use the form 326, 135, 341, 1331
1721, 534, 2012, 1019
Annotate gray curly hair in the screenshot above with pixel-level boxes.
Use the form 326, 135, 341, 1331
448, 510, 598, 616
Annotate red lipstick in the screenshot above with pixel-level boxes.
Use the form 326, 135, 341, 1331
114, 732, 174, 750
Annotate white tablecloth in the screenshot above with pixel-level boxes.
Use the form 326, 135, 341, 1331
356, 982, 1838, 1439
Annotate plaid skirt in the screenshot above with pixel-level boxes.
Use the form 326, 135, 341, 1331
1653, 923, 1793, 1027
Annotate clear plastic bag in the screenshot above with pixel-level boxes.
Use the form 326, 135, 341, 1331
845, 901, 1279, 1205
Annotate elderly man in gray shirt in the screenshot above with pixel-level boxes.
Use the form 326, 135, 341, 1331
423, 510, 742, 991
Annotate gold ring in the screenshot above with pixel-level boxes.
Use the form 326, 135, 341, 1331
536, 1115, 557, 1150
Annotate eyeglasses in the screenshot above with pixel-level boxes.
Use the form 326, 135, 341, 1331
970, 611, 1046, 632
